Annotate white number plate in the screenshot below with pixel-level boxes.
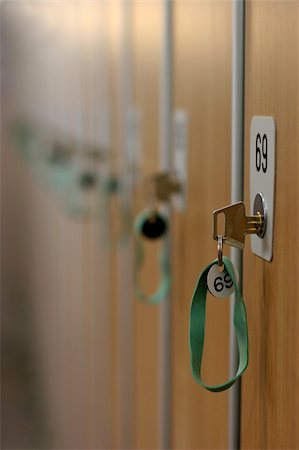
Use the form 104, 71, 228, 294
250, 116, 276, 261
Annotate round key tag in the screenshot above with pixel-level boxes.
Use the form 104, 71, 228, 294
207, 263, 239, 299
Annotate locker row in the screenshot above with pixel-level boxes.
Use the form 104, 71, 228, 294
1, 1, 298, 449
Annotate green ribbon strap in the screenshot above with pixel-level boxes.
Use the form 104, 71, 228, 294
189, 256, 248, 392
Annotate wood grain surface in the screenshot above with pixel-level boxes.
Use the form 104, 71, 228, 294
131, 2, 163, 448
171, 2, 232, 448
241, 1, 299, 449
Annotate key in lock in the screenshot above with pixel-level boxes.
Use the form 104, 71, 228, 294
213, 193, 267, 250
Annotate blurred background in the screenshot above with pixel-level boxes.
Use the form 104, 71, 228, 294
0, 1, 232, 449
0, 2, 233, 448
2, 1, 299, 449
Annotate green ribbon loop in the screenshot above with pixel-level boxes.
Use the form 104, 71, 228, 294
134, 210, 170, 304
189, 256, 248, 392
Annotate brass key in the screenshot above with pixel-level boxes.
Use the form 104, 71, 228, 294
213, 195, 267, 250
147, 172, 181, 203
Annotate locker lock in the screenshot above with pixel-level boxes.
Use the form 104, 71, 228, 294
137, 172, 181, 240
213, 193, 267, 251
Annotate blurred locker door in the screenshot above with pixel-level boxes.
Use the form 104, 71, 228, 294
171, 1, 232, 448
107, 1, 136, 447
131, 1, 163, 448
241, 2, 299, 449
1, 3, 115, 448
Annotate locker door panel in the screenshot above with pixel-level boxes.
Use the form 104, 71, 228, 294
171, 2, 232, 448
242, 2, 299, 449
1, 3, 114, 448
131, 2, 163, 448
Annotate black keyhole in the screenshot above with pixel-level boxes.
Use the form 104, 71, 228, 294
105, 176, 119, 194
79, 172, 97, 190
49, 143, 71, 166
141, 214, 168, 239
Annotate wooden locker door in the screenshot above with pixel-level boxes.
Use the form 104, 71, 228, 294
1, 3, 115, 448
107, 2, 136, 447
171, 2, 232, 448
241, 2, 299, 449
107, 3, 124, 447
131, 2, 163, 448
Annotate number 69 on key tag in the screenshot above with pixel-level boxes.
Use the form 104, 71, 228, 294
207, 263, 239, 299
